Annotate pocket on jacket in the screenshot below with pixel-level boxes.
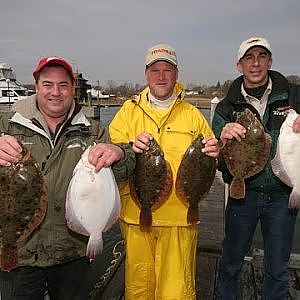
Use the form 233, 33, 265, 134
163, 125, 196, 154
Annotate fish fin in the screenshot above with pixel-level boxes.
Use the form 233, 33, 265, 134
175, 168, 188, 205
65, 186, 90, 236
86, 234, 103, 259
154, 161, 173, 210
103, 214, 119, 232
1, 245, 18, 271
230, 178, 245, 199
139, 207, 152, 230
18, 171, 47, 242
164, 161, 173, 197
187, 205, 199, 224
129, 176, 142, 208
201, 194, 209, 202
271, 143, 293, 187
288, 188, 300, 209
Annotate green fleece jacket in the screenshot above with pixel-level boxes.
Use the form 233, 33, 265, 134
0, 95, 135, 267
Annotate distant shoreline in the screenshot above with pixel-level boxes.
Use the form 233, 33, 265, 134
80, 96, 214, 110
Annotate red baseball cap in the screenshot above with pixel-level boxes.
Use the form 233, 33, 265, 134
33, 56, 75, 81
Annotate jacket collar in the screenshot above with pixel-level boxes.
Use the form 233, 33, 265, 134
12, 94, 91, 127
226, 70, 289, 104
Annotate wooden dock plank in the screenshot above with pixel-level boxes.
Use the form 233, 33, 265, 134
198, 171, 225, 251
237, 259, 257, 299
196, 251, 219, 299
91, 247, 300, 299
92, 261, 125, 300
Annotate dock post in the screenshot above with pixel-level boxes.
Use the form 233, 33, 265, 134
210, 96, 220, 124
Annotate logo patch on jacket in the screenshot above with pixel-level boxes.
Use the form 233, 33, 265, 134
267, 106, 291, 131
272, 106, 291, 117
66, 138, 88, 151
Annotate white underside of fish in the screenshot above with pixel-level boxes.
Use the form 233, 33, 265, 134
66, 146, 121, 258
271, 109, 300, 208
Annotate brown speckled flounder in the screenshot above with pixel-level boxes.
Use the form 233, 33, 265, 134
176, 134, 217, 224
0, 143, 47, 271
130, 138, 172, 231
222, 108, 272, 199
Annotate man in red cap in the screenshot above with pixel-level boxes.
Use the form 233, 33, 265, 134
0, 56, 135, 299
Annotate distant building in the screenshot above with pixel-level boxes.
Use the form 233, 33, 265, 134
186, 90, 199, 96
87, 87, 110, 99
0, 62, 30, 104
74, 72, 91, 102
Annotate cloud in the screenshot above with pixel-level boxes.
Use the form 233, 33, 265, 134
0, 0, 299, 85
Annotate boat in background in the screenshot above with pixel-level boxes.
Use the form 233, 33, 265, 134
0, 62, 34, 105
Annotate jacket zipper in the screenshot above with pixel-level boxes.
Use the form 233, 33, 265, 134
134, 94, 182, 134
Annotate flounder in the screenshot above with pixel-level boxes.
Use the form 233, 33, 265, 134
66, 146, 121, 259
0, 143, 47, 271
222, 108, 272, 199
176, 134, 217, 224
130, 138, 173, 231
271, 109, 300, 208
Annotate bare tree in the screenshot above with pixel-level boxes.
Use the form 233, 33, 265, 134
287, 75, 300, 85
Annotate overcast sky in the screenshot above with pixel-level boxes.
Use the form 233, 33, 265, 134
1, 0, 299, 87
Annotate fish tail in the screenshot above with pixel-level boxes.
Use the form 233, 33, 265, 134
187, 206, 199, 224
139, 207, 152, 230
86, 234, 103, 259
1, 245, 18, 271
230, 178, 245, 199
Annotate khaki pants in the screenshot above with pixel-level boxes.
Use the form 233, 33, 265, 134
120, 221, 197, 300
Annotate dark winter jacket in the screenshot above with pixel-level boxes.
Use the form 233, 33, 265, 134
212, 70, 300, 194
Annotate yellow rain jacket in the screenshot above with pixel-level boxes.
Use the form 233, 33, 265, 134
109, 83, 214, 226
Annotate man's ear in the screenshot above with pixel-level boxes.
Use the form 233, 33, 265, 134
237, 61, 243, 74
268, 57, 273, 70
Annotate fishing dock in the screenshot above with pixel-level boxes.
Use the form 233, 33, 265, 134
89, 171, 300, 299
81, 96, 212, 108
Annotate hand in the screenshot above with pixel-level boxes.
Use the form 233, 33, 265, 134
219, 122, 247, 146
88, 143, 124, 172
132, 132, 153, 153
0, 135, 22, 166
292, 115, 300, 133
201, 137, 220, 158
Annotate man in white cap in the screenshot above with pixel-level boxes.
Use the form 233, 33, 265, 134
109, 44, 220, 299
0, 56, 135, 299
212, 37, 300, 299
